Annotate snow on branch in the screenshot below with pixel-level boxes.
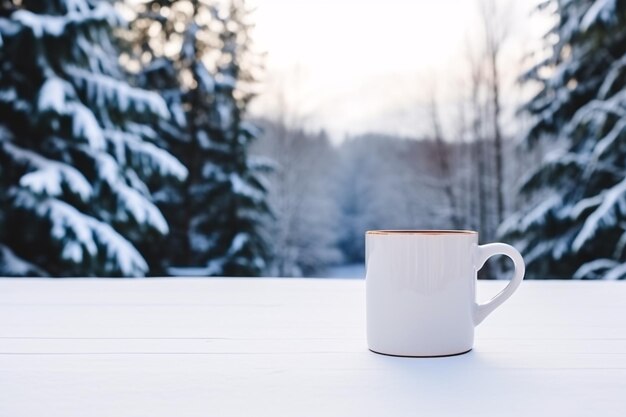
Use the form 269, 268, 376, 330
248, 155, 277, 173
598, 53, 626, 99
71, 102, 106, 149
573, 177, 626, 251
104, 130, 187, 181
591, 119, 626, 161
4, 142, 92, 202
12, 3, 121, 39
240, 121, 262, 139
497, 212, 521, 237
520, 151, 586, 193
524, 239, 555, 267
0, 244, 47, 277
115, 184, 169, 234
38, 77, 72, 114
12, 190, 148, 276
570, 194, 603, 220
521, 194, 562, 230
581, 0, 617, 31
604, 262, 626, 280
573, 258, 618, 279
95, 153, 169, 234
37, 77, 106, 149
65, 66, 170, 119
228, 233, 249, 256
564, 90, 626, 138
230, 173, 264, 202
194, 62, 215, 93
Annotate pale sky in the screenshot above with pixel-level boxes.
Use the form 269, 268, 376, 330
248, 0, 550, 140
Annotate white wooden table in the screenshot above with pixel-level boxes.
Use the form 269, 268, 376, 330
1, 278, 625, 417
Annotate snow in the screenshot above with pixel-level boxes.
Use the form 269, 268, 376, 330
6, 143, 93, 202
228, 233, 249, 255
573, 259, 618, 279
37, 77, 106, 149
0, 245, 46, 276
573, 177, 626, 251
497, 213, 521, 237
230, 173, 263, 201
65, 0, 90, 14
72, 103, 106, 149
19, 169, 62, 198
38, 78, 71, 114
197, 131, 212, 149
95, 152, 119, 186
130, 140, 188, 181
12, 190, 147, 276
124, 169, 150, 196
189, 230, 217, 253
591, 119, 626, 159
87, 219, 148, 277
204, 258, 226, 276
21, 166, 92, 202
614, 231, 626, 258
604, 262, 626, 280
125, 122, 158, 140
248, 155, 277, 172
217, 100, 233, 130
104, 130, 188, 181
240, 121, 262, 139
581, 0, 616, 31
116, 185, 169, 235
598, 54, 626, 99
12, 10, 64, 37
94, 153, 169, 235
66, 66, 170, 119
15, 192, 89, 261
12, 3, 120, 38
518, 195, 561, 230
195, 63, 215, 93
570, 194, 603, 220
524, 240, 554, 267
170, 102, 187, 128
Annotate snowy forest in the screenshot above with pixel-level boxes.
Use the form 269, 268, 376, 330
0, 0, 625, 280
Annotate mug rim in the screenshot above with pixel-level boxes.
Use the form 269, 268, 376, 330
366, 230, 477, 235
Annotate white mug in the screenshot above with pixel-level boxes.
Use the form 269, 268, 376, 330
366, 230, 525, 357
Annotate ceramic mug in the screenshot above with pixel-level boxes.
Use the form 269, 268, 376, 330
366, 230, 525, 357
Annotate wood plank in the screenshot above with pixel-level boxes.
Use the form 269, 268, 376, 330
1, 279, 626, 417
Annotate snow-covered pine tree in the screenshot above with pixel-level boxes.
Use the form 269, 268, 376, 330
189, 0, 272, 276
500, 0, 626, 279
0, 0, 187, 276
125, 1, 192, 267
127, 0, 272, 276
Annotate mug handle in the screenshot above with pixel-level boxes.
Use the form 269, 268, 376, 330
473, 243, 525, 326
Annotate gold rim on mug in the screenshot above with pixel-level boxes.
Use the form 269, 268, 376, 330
366, 230, 477, 235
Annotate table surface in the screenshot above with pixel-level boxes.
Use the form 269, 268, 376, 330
1, 278, 625, 417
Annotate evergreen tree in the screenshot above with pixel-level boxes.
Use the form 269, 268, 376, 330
0, 0, 187, 276
500, 0, 626, 279
129, 0, 272, 276
193, 1, 272, 276
126, 0, 192, 267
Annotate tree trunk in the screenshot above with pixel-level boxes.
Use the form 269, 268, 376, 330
489, 48, 505, 227
430, 98, 462, 230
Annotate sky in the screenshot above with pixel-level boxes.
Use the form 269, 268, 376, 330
247, 0, 550, 141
